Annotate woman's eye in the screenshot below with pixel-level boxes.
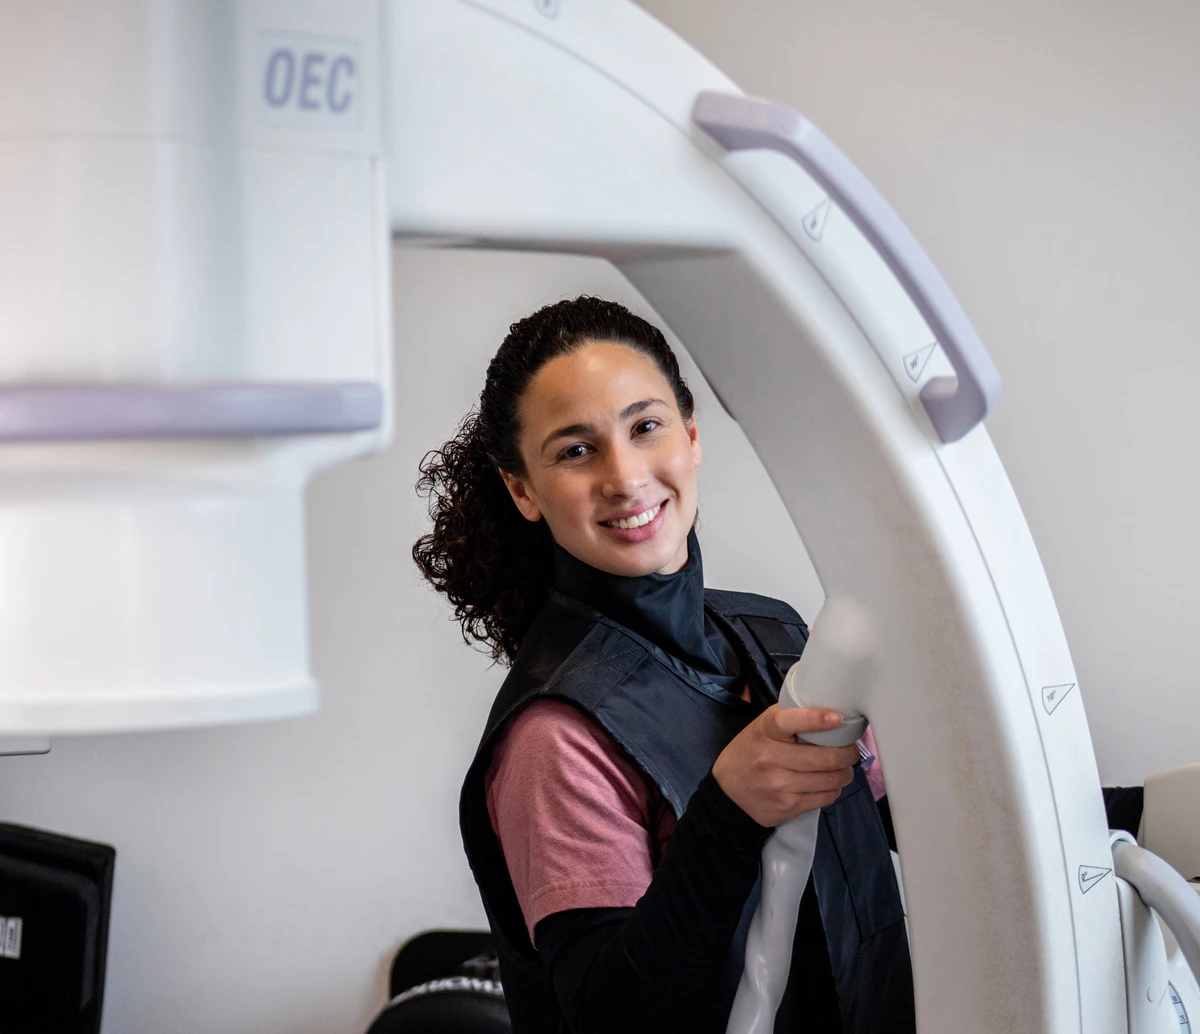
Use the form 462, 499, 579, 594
559, 443, 590, 461
633, 419, 660, 436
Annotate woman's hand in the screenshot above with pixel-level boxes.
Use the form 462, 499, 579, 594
712, 706, 859, 827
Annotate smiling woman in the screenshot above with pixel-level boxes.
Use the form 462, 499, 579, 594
412, 297, 700, 661
412, 297, 912, 1034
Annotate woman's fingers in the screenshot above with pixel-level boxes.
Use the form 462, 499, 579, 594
762, 705, 843, 741
713, 704, 861, 826
757, 708, 860, 772
774, 760, 855, 794
768, 738, 860, 775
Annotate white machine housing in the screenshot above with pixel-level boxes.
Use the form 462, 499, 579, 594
0, 2, 1196, 1033
0, 0, 392, 733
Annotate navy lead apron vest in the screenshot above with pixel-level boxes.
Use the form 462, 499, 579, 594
460, 588, 915, 1034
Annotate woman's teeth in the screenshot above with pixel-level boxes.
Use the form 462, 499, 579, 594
608, 504, 661, 530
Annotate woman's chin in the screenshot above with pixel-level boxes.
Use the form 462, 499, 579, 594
601, 537, 688, 578
556, 515, 692, 578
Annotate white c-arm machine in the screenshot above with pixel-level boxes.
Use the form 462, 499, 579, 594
1, 2, 1197, 1031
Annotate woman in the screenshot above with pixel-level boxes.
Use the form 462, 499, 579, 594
413, 297, 913, 1034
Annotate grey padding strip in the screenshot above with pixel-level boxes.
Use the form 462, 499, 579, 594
0, 382, 384, 441
1112, 839, 1200, 985
693, 90, 1002, 444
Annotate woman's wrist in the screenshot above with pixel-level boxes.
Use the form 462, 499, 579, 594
692, 770, 776, 846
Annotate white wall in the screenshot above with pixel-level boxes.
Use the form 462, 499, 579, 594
1, 1, 1197, 1029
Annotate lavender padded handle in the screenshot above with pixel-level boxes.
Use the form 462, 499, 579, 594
692, 91, 1001, 444
0, 382, 383, 442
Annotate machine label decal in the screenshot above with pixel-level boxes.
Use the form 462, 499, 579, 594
803, 198, 831, 241
1041, 682, 1075, 714
1169, 984, 1190, 1033
1078, 865, 1112, 893
0, 916, 22, 959
259, 32, 361, 129
903, 343, 937, 382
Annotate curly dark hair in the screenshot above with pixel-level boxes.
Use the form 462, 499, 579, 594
412, 296, 695, 663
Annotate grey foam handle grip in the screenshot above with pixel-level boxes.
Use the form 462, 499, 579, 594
780, 598, 875, 746
692, 90, 1002, 444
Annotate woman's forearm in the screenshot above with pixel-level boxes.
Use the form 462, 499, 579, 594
536, 772, 772, 1034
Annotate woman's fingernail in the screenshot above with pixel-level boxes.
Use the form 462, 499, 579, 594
825, 711, 842, 726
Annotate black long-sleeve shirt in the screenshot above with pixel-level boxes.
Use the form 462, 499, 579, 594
534, 772, 772, 1034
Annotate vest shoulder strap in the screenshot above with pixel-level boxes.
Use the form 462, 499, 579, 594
705, 588, 809, 687
704, 587, 805, 623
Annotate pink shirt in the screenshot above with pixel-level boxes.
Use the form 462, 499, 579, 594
486, 699, 887, 944
486, 700, 676, 942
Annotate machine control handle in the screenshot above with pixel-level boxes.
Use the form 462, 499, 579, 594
692, 90, 1002, 444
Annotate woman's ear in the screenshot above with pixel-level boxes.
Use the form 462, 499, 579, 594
687, 416, 703, 468
498, 469, 543, 523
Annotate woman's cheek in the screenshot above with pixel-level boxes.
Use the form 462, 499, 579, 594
670, 452, 699, 493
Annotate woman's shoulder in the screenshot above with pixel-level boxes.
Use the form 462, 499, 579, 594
493, 699, 633, 782
492, 594, 651, 714
501, 698, 605, 751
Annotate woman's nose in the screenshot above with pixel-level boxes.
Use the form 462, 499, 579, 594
600, 443, 650, 498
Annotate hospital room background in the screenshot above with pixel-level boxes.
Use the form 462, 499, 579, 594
1, 0, 1197, 1030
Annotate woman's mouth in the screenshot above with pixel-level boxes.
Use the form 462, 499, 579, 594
601, 503, 662, 530
599, 502, 667, 543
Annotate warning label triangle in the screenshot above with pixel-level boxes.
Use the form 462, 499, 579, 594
1078, 865, 1112, 893
1042, 683, 1075, 715
902, 343, 937, 382
802, 198, 831, 241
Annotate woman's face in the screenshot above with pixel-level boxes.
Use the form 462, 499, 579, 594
500, 341, 702, 578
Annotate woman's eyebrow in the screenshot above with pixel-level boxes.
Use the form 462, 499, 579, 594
540, 398, 668, 453
620, 398, 667, 420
